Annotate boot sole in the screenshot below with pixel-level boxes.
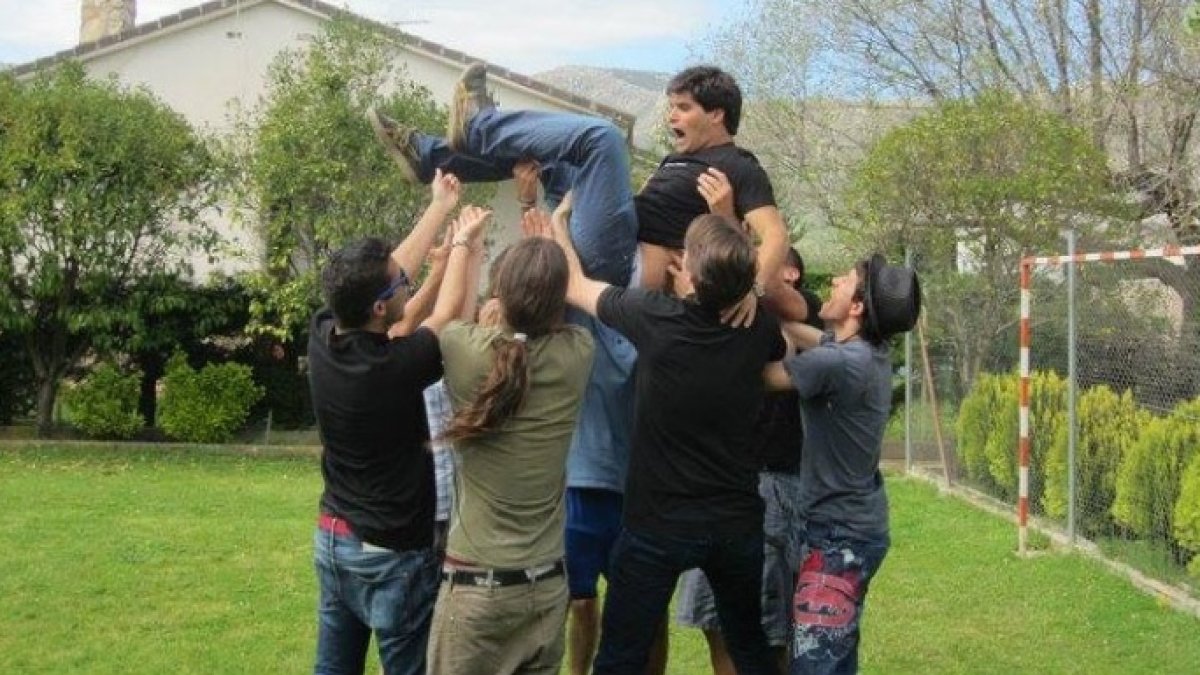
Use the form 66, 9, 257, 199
367, 108, 421, 184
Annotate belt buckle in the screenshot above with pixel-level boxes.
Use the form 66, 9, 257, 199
470, 569, 499, 588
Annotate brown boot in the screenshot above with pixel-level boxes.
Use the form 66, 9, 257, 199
448, 62, 495, 153
367, 107, 423, 183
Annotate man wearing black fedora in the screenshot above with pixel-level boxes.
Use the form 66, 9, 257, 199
764, 253, 920, 675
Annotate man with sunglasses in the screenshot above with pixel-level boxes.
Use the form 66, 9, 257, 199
307, 170, 491, 675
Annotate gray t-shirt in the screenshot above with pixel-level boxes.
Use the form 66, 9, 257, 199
784, 334, 892, 540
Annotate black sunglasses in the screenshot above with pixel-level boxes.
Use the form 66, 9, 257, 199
375, 268, 412, 303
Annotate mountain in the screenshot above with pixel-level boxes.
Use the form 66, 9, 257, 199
534, 66, 668, 150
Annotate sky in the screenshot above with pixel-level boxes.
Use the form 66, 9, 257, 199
0, 0, 739, 74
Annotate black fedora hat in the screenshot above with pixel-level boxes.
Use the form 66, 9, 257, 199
862, 253, 921, 340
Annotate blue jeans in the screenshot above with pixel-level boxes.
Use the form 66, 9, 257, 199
412, 109, 638, 286
313, 526, 440, 675
595, 527, 774, 675
790, 522, 890, 675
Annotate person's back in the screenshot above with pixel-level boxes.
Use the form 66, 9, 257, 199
439, 320, 592, 568
553, 211, 785, 675
308, 181, 489, 675
597, 285, 780, 537
427, 236, 592, 675
310, 317, 441, 550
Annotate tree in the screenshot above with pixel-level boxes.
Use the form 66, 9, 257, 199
700, 0, 1200, 393
229, 17, 489, 343
0, 64, 218, 436
848, 94, 1128, 390
112, 274, 250, 426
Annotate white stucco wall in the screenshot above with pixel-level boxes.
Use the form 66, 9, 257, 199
68, 0, 608, 280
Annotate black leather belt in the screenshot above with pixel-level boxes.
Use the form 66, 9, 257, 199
442, 560, 565, 588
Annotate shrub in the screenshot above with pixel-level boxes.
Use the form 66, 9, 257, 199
158, 353, 264, 443
980, 374, 1020, 500
1042, 386, 1148, 537
1173, 447, 1200, 568
61, 363, 144, 440
958, 370, 1063, 506
956, 372, 1006, 489
1113, 397, 1200, 543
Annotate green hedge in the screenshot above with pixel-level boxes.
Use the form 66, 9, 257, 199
1112, 396, 1200, 544
1175, 452, 1200, 578
157, 353, 264, 443
956, 372, 1007, 490
1042, 386, 1149, 537
960, 374, 1200, 571
61, 363, 145, 440
957, 370, 1063, 506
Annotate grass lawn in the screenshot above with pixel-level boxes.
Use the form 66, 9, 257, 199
2, 445, 1198, 674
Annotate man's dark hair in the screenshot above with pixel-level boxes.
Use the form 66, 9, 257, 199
684, 214, 756, 311
321, 237, 392, 330
667, 66, 742, 136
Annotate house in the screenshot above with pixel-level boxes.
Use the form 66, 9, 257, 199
9, 0, 636, 278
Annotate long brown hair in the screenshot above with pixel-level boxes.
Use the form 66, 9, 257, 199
442, 238, 569, 442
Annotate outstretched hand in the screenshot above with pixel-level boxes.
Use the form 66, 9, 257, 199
431, 169, 462, 210
453, 205, 492, 245
513, 160, 540, 207
720, 290, 758, 328
666, 257, 694, 298
521, 207, 553, 239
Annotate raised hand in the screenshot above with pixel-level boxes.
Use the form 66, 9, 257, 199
453, 205, 492, 245
521, 207, 553, 239
720, 290, 758, 329
513, 159, 540, 208
431, 168, 462, 210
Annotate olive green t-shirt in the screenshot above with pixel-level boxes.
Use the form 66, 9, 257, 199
439, 321, 593, 569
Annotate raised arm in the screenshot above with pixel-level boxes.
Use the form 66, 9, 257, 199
421, 205, 491, 335
388, 227, 452, 338
781, 320, 824, 352
390, 169, 461, 281
549, 193, 610, 317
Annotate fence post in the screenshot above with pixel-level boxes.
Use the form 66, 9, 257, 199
1065, 229, 1078, 544
905, 248, 914, 474
1018, 259, 1032, 555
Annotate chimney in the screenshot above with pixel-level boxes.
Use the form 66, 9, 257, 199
80, 0, 136, 44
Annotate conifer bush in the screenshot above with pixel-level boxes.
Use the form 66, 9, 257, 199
1113, 397, 1200, 545
1043, 386, 1148, 536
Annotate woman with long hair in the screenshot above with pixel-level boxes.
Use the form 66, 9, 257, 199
426, 235, 594, 675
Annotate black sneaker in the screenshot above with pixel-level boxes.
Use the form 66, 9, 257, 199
367, 107, 422, 183
448, 62, 495, 153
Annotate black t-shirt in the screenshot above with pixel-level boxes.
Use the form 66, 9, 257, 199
597, 287, 786, 536
754, 286, 825, 472
635, 143, 776, 249
307, 309, 443, 551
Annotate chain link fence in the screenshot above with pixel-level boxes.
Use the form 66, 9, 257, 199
900, 243, 1200, 599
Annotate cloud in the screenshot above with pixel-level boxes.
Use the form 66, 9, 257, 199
0, 0, 720, 72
